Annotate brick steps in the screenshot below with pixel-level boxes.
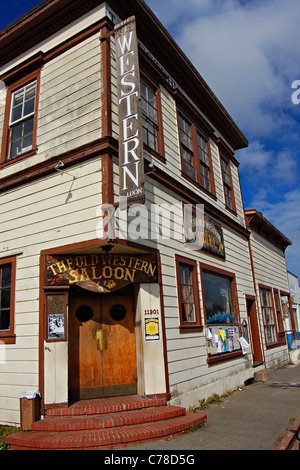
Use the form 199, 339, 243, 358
5, 395, 207, 450
31, 405, 186, 432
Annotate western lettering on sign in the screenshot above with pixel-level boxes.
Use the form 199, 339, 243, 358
115, 16, 145, 209
46, 254, 157, 292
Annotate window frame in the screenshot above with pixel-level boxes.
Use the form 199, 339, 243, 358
259, 285, 278, 347
177, 110, 215, 196
140, 74, 165, 161
0, 256, 16, 344
1, 69, 40, 165
220, 154, 236, 213
175, 255, 202, 333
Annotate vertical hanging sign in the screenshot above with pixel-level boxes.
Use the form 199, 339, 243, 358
115, 16, 145, 209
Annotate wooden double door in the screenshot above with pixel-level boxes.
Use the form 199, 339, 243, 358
68, 290, 137, 400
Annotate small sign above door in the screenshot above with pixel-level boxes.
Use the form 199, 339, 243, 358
46, 253, 157, 293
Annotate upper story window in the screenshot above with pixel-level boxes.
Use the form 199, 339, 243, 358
178, 112, 214, 195
220, 156, 236, 212
140, 77, 164, 159
0, 68, 40, 165
141, 81, 157, 151
9, 81, 37, 159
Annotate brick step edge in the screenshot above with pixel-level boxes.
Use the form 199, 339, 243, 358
32, 405, 186, 432
47, 396, 167, 417
6, 413, 207, 450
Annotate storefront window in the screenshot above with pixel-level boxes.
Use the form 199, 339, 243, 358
202, 270, 236, 324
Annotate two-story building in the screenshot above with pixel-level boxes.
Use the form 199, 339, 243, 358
0, 0, 291, 429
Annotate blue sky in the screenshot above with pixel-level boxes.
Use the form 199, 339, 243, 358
1, 0, 300, 280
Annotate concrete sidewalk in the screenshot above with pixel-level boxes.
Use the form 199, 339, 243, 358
129, 364, 300, 450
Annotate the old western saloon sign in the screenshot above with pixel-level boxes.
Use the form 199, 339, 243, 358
46, 253, 157, 292
115, 16, 145, 208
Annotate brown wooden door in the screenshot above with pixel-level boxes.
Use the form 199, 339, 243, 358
68, 294, 137, 400
246, 296, 263, 366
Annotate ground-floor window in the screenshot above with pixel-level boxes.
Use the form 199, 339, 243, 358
0, 256, 16, 343
201, 265, 238, 324
175, 255, 202, 332
260, 287, 277, 345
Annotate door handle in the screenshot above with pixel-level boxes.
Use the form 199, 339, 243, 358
96, 329, 107, 350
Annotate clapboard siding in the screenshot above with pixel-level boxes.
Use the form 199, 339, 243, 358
38, 34, 102, 158
250, 232, 289, 291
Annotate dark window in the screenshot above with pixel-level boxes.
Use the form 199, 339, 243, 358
141, 81, 158, 152
178, 112, 214, 193
220, 157, 235, 211
0, 257, 16, 343
0, 264, 11, 330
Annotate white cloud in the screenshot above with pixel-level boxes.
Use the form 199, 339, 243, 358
250, 188, 300, 276
147, 0, 300, 137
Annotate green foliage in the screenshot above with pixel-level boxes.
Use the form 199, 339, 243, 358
0, 425, 19, 450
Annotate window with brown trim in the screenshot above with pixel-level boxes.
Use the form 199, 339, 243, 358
140, 76, 164, 159
178, 112, 214, 194
175, 255, 202, 332
220, 155, 236, 212
1, 69, 40, 164
259, 287, 277, 345
0, 256, 16, 344
201, 265, 239, 325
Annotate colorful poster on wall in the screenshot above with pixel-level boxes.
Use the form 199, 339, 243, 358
145, 317, 160, 341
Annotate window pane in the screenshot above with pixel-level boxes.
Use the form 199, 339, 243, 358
203, 271, 235, 324
11, 104, 23, 123
0, 310, 10, 330
1, 265, 11, 288
24, 97, 35, 116
1, 289, 10, 309
11, 89, 24, 123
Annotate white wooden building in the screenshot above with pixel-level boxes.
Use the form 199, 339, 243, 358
245, 210, 293, 367
0, 0, 292, 426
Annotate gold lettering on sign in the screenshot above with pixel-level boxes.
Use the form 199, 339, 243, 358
46, 254, 157, 292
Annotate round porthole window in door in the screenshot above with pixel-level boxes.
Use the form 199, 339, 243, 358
76, 305, 94, 322
110, 304, 127, 321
